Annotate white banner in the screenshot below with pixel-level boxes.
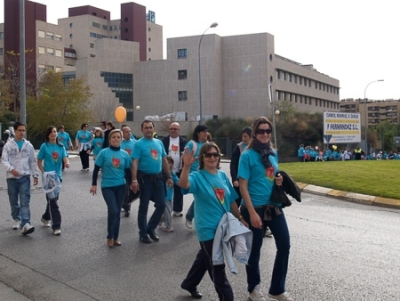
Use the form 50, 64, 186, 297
323, 112, 361, 144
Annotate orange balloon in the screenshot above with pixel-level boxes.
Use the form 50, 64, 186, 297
115, 106, 127, 123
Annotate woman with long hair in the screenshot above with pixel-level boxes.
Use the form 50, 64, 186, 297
37, 126, 69, 235
238, 116, 293, 301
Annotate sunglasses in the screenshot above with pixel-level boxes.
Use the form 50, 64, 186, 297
204, 152, 220, 158
255, 128, 272, 135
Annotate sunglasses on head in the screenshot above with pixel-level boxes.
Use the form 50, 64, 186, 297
204, 152, 220, 158
255, 128, 272, 135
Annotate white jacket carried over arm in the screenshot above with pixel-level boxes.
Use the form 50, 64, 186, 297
212, 212, 253, 274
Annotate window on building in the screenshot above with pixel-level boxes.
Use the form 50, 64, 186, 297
70, 34, 74, 38
38, 46, 45, 54
178, 49, 187, 59
55, 34, 62, 41
47, 48, 54, 56
289, 74, 292, 82
0, 48, 3, 55
109, 26, 113, 31
55, 49, 62, 57
148, 47, 151, 52
148, 37, 151, 42
178, 91, 188, 101
114, 25, 118, 30
38, 64, 46, 73
38, 30, 45, 38
0, 32, 3, 40
92, 22, 100, 28
283, 72, 286, 81
55, 67, 63, 73
90, 43, 94, 48
103, 25, 108, 30
46, 32, 54, 40
299, 77, 302, 85
178, 70, 187, 80
47, 65, 54, 71
304, 78, 307, 86
294, 75, 297, 83
276, 70, 280, 80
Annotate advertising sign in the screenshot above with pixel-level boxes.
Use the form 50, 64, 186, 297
323, 112, 361, 144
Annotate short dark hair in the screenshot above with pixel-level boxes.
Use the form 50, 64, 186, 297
14, 122, 26, 130
241, 126, 252, 137
141, 120, 154, 129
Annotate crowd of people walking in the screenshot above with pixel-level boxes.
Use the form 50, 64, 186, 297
2, 117, 296, 301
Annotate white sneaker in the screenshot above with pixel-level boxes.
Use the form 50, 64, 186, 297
172, 211, 183, 217
41, 218, 51, 227
185, 219, 193, 229
21, 223, 35, 235
267, 292, 294, 301
264, 228, 273, 237
12, 220, 20, 230
53, 229, 61, 236
249, 284, 266, 301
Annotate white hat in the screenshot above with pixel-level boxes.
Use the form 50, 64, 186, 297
4, 129, 10, 134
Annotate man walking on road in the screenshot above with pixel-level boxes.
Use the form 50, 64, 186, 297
162, 122, 186, 217
1, 122, 39, 234
130, 120, 173, 244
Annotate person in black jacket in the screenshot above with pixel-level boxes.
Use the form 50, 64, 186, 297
102, 121, 116, 149
230, 126, 252, 207
162, 122, 187, 216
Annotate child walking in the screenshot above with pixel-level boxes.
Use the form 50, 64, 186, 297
160, 156, 180, 232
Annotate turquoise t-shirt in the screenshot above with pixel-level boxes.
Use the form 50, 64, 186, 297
166, 172, 179, 201
37, 142, 67, 180
132, 138, 166, 174
94, 148, 130, 188
185, 140, 207, 173
182, 170, 238, 242
121, 138, 137, 160
75, 130, 92, 143
92, 137, 104, 156
57, 132, 71, 150
238, 148, 279, 207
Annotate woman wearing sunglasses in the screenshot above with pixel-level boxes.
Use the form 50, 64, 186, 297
238, 116, 293, 301
180, 142, 245, 300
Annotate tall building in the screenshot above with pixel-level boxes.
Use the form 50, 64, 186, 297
1, 0, 340, 131
340, 98, 400, 127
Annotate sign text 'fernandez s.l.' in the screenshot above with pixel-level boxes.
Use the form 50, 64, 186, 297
323, 112, 361, 144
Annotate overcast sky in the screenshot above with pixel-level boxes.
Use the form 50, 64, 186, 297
1, 0, 398, 100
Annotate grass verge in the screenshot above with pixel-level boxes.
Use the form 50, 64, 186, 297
280, 160, 400, 200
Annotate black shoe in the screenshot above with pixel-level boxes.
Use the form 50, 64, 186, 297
124, 211, 130, 217
181, 284, 203, 299
147, 230, 159, 241
139, 235, 152, 244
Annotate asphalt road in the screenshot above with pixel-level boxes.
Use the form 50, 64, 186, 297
0, 157, 399, 301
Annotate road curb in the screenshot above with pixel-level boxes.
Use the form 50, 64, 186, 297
297, 182, 400, 209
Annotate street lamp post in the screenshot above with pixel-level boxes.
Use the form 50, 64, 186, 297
198, 22, 218, 125
363, 79, 384, 153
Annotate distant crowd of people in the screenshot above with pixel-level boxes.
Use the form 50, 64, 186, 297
2, 118, 297, 301
297, 144, 400, 162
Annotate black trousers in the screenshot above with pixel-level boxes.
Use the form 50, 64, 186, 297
181, 239, 233, 301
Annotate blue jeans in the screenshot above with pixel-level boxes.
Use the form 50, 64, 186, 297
186, 201, 194, 222
137, 176, 166, 237
101, 184, 126, 240
7, 176, 31, 227
242, 206, 290, 295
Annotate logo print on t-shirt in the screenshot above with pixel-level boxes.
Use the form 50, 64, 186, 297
52, 151, 59, 162
112, 157, 120, 168
171, 144, 179, 154
124, 148, 132, 156
150, 149, 158, 160
265, 166, 275, 182
96, 142, 102, 147
214, 188, 225, 205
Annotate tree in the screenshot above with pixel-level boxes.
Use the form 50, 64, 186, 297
27, 71, 94, 138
